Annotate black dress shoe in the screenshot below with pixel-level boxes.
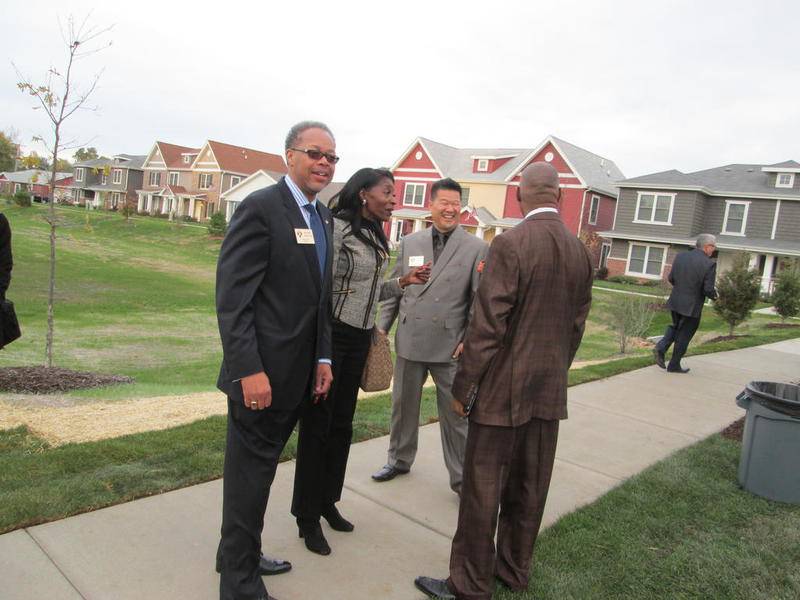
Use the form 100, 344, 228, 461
654, 348, 666, 369
321, 505, 354, 532
299, 523, 331, 555
414, 576, 455, 599
215, 553, 291, 576
667, 366, 690, 373
372, 464, 409, 482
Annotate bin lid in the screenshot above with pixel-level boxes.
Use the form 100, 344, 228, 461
745, 381, 800, 417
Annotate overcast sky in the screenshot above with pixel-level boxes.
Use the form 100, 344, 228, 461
3, 0, 798, 180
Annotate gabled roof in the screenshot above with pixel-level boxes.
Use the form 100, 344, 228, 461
111, 154, 147, 170
153, 141, 201, 169
392, 135, 624, 196
619, 161, 800, 199
0, 169, 71, 184
74, 157, 111, 168
204, 140, 287, 176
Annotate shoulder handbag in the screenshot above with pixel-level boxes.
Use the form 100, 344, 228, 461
360, 328, 393, 393
0, 299, 21, 349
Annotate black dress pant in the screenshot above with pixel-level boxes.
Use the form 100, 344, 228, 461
657, 310, 701, 370
292, 321, 371, 525
218, 396, 304, 600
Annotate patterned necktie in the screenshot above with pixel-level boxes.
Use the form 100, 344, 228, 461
303, 203, 327, 275
432, 230, 446, 264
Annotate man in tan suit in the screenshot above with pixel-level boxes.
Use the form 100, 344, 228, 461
415, 163, 593, 600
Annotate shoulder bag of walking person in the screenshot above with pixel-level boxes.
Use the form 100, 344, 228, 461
360, 328, 393, 392
0, 299, 21, 349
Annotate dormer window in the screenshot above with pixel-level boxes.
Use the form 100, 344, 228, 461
183, 155, 191, 164
477, 159, 489, 172
776, 173, 794, 188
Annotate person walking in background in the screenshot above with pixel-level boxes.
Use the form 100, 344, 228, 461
371, 178, 487, 494
654, 234, 718, 374
291, 168, 429, 556
415, 162, 593, 600
215, 121, 336, 600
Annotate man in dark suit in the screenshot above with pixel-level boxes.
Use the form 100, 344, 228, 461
415, 162, 594, 600
0, 213, 11, 301
215, 121, 336, 600
654, 234, 718, 373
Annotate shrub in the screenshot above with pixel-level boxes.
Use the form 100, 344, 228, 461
608, 295, 656, 353
13, 190, 32, 207
595, 266, 609, 280
771, 270, 800, 322
713, 252, 761, 336
207, 212, 227, 236
607, 275, 640, 285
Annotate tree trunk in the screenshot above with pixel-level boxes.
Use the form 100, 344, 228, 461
45, 132, 59, 368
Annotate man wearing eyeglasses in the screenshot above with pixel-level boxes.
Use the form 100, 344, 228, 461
215, 121, 337, 600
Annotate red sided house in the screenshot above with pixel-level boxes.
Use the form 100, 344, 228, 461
389, 135, 625, 266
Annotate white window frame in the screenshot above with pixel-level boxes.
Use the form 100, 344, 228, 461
112, 169, 122, 184
149, 171, 161, 186
776, 173, 794, 188
183, 155, 191, 164
721, 200, 750, 237
588, 195, 600, 225
101, 173, 108, 185
625, 242, 668, 280
403, 182, 426, 207
229, 176, 241, 190
633, 191, 675, 225
461, 186, 470, 205
14, 183, 22, 194
476, 158, 489, 172
75, 167, 85, 182
199, 173, 213, 190
169, 171, 180, 186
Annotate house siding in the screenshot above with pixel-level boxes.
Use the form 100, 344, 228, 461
776, 200, 800, 241
613, 188, 698, 238
703, 197, 778, 238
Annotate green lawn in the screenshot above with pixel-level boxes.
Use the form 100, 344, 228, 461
513, 434, 800, 600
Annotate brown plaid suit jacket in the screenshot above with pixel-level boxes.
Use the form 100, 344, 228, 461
452, 212, 593, 426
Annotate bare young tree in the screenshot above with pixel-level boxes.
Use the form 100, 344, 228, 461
14, 15, 112, 368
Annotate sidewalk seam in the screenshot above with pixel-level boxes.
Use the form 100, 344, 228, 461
341, 484, 454, 540
25, 528, 87, 600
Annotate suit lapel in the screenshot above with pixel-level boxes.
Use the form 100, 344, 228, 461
278, 180, 321, 293
420, 226, 464, 295
318, 202, 333, 285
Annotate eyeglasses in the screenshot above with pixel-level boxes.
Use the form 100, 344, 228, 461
290, 147, 340, 164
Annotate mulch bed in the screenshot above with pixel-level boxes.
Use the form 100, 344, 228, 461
704, 334, 749, 344
0, 367, 133, 394
765, 323, 800, 329
721, 417, 745, 442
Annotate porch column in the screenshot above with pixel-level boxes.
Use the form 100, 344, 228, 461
748, 253, 759, 270
476, 226, 485, 239
188, 197, 196, 220
137, 194, 144, 212
761, 255, 777, 295
389, 218, 399, 242
413, 219, 423, 233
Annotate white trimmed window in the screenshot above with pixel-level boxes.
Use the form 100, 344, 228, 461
403, 182, 425, 206
722, 200, 749, 236
634, 192, 674, 224
776, 173, 795, 188
169, 171, 179, 186
183, 155, 191, 164
199, 173, 213, 189
149, 171, 162, 186
461, 187, 470, 205
626, 243, 666, 278
477, 159, 489, 172
75, 168, 84, 182
112, 169, 122, 184
101, 173, 108, 185
589, 195, 600, 225
229, 176, 242, 190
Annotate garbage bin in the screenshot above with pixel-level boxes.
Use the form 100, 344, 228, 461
736, 381, 800, 504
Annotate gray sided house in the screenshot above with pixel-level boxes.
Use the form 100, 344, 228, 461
602, 160, 800, 294
71, 154, 146, 211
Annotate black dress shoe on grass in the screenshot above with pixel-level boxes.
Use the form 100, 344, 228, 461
414, 576, 455, 599
654, 348, 666, 369
667, 366, 690, 374
299, 523, 331, 555
321, 505, 354, 532
371, 464, 409, 482
216, 553, 291, 576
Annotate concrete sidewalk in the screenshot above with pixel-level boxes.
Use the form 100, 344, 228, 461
2, 340, 798, 600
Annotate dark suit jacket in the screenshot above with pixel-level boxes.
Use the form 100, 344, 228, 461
452, 212, 593, 426
666, 248, 717, 318
0, 214, 11, 298
215, 178, 333, 410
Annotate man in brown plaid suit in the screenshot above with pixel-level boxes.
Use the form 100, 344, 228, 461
415, 162, 594, 600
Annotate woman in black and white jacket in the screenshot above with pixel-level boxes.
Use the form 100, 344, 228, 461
291, 168, 429, 555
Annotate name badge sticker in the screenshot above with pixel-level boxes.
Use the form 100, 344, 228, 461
295, 228, 316, 244
408, 255, 425, 267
